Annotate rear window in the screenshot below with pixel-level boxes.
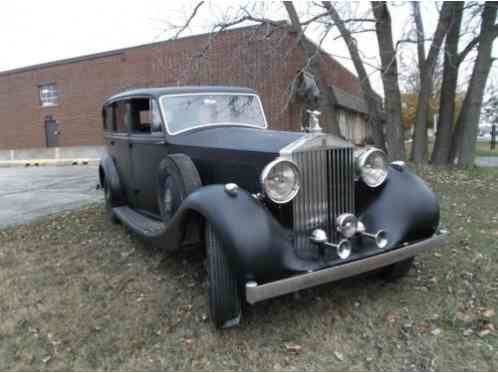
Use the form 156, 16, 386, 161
160, 93, 266, 135
103, 105, 114, 131
114, 102, 128, 133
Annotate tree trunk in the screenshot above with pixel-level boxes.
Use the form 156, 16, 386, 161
371, 2, 405, 161
411, 2, 453, 164
322, 1, 386, 151
283, 1, 341, 136
455, 2, 497, 167
431, 2, 463, 166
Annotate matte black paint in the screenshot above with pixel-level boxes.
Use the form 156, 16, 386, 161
118, 165, 439, 284
100, 87, 442, 286
102, 87, 303, 216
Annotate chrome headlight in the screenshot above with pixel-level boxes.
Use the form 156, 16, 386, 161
356, 148, 388, 187
261, 158, 300, 204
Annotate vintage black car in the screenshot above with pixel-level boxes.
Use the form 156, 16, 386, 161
99, 86, 447, 328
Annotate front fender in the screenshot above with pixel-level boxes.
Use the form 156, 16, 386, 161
357, 166, 440, 248
162, 185, 293, 282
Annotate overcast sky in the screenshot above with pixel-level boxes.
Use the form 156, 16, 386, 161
1, 1, 496, 95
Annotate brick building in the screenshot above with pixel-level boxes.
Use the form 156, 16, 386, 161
0, 24, 369, 150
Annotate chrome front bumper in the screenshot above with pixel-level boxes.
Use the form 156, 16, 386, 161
245, 233, 448, 304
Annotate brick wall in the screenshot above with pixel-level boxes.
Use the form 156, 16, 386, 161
0, 25, 363, 150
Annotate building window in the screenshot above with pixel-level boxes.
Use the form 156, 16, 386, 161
39, 83, 59, 107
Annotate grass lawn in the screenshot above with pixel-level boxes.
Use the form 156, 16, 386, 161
405, 140, 498, 159
0, 167, 497, 370
476, 141, 498, 157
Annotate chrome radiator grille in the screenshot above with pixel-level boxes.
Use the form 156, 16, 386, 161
291, 147, 355, 251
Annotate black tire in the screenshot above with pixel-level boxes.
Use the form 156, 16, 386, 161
103, 179, 119, 224
206, 224, 241, 329
158, 154, 201, 224
380, 257, 415, 281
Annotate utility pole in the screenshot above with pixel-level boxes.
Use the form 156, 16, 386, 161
491, 124, 496, 150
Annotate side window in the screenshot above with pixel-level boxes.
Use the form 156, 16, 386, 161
114, 101, 128, 133
103, 105, 114, 131
130, 98, 162, 135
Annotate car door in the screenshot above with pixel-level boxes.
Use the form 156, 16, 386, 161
105, 100, 136, 207
128, 97, 168, 217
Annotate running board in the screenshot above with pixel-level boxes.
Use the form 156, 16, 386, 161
113, 206, 165, 239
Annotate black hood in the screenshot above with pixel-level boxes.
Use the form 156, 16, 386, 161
169, 126, 304, 154
167, 126, 304, 193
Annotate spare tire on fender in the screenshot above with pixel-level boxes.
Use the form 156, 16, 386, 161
157, 154, 202, 244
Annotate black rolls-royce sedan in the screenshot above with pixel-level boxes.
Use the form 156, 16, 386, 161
99, 86, 447, 328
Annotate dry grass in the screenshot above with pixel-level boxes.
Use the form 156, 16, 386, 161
0, 167, 497, 371
404, 140, 498, 159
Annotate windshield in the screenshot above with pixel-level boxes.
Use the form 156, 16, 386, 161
160, 93, 267, 134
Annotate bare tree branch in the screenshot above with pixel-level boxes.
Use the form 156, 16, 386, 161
173, 2, 205, 39
456, 35, 480, 64
321, 1, 387, 150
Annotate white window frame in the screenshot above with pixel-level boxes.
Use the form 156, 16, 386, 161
39, 83, 59, 107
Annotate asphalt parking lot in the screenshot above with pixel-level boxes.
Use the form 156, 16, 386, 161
0, 166, 102, 228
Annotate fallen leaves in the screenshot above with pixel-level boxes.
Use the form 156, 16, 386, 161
385, 312, 400, 324
284, 343, 302, 354
415, 324, 433, 333
41, 356, 51, 364
334, 351, 344, 361
478, 323, 495, 337
431, 328, 442, 336
463, 328, 473, 337
479, 308, 496, 318
456, 311, 474, 323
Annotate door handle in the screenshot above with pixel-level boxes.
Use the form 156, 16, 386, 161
110, 140, 115, 146
129, 143, 133, 148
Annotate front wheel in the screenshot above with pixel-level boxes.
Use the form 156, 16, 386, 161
205, 224, 241, 328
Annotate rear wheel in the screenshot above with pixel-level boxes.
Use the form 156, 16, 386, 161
205, 224, 241, 328
380, 257, 414, 281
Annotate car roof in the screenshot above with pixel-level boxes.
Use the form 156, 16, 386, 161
104, 86, 257, 104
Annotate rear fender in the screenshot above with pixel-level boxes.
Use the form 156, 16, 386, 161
99, 153, 125, 205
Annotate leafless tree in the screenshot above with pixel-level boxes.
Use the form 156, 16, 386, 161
155, 1, 497, 169
321, 1, 387, 152
410, 2, 453, 164
431, 3, 465, 166
371, 1, 405, 160
450, 2, 498, 167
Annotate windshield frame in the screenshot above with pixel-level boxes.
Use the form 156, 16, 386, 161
159, 92, 268, 136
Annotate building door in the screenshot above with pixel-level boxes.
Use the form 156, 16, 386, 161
45, 117, 59, 147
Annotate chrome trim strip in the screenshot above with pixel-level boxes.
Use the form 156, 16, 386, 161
245, 233, 448, 304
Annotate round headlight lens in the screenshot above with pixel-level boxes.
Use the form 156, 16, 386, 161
357, 148, 388, 187
261, 159, 300, 204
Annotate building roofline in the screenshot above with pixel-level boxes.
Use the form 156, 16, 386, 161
0, 21, 289, 78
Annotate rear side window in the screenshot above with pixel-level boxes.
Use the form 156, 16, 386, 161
103, 105, 114, 131
129, 98, 162, 134
114, 101, 128, 133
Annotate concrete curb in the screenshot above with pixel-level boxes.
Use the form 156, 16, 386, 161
0, 159, 100, 168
